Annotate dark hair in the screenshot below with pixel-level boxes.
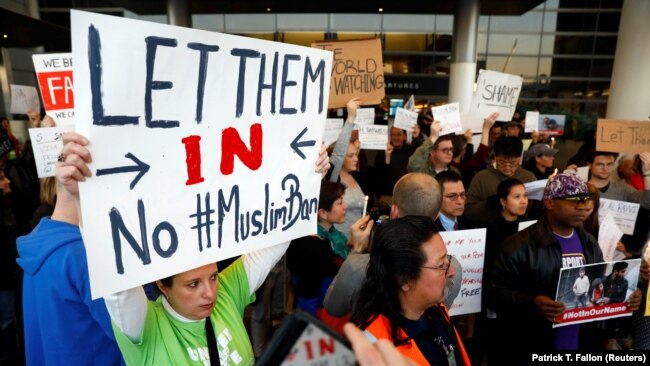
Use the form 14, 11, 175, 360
589, 151, 619, 164
496, 178, 524, 201
613, 261, 628, 272
319, 181, 346, 211
435, 170, 463, 194
432, 134, 453, 150
351, 216, 439, 346
582, 183, 600, 237
493, 136, 523, 158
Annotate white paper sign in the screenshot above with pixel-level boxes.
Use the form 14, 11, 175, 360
10, 85, 41, 114
431, 103, 462, 136
470, 70, 523, 121
354, 108, 375, 126
28, 126, 74, 177
598, 198, 640, 236
599, 214, 624, 262
393, 107, 418, 131
459, 111, 484, 134
358, 124, 388, 150
518, 220, 537, 231
524, 179, 548, 201
563, 166, 589, 182
440, 228, 487, 316
71, 10, 332, 298
524, 111, 539, 133
323, 118, 343, 147
32, 53, 75, 128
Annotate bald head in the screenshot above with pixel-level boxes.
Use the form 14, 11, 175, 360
392, 172, 442, 218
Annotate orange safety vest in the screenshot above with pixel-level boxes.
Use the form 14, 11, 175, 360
364, 305, 471, 366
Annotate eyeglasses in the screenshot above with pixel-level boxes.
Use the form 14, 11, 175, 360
421, 254, 453, 275
436, 147, 454, 154
555, 196, 592, 205
495, 157, 520, 168
443, 192, 466, 201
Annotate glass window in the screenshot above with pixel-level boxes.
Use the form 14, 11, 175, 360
593, 36, 617, 55
435, 15, 453, 33
489, 12, 543, 32
551, 58, 591, 77
542, 10, 559, 32
283, 32, 326, 47
540, 35, 556, 55
486, 56, 539, 78
384, 34, 429, 52
596, 12, 622, 32
556, 12, 597, 32
553, 35, 595, 55
487, 34, 541, 55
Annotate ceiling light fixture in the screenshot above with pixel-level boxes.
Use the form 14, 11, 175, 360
266, 7, 271, 12
378, 8, 384, 12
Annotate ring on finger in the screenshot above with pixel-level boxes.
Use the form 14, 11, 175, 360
57, 153, 66, 163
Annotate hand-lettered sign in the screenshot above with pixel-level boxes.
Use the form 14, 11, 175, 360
71, 10, 332, 299
440, 228, 486, 316
470, 70, 522, 121
32, 53, 75, 128
312, 38, 384, 109
28, 126, 74, 177
596, 119, 650, 154
358, 124, 388, 150
431, 102, 462, 136
9, 85, 40, 114
598, 198, 640, 236
393, 107, 418, 131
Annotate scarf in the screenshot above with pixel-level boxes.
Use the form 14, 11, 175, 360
317, 224, 349, 260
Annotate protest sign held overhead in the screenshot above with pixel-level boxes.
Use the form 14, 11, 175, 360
312, 38, 384, 108
596, 119, 650, 154
32, 53, 75, 127
431, 102, 462, 136
10, 85, 40, 114
393, 107, 418, 131
358, 124, 388, 150
71, 10, 332, 299
470, 70, 522, 121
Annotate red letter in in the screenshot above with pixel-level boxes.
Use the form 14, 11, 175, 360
182, 135, 204, 185
220, 123, 263, 175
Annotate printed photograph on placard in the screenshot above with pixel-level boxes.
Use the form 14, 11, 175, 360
553, 259, 640, 328
538, 114, 566, 136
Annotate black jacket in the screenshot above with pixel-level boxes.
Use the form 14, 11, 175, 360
489, 215, 603, 357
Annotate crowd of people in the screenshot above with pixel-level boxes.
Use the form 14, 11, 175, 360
2, 98, 650, 366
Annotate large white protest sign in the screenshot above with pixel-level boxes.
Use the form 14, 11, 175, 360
440, 229, 486, 316
358, 124, 388, 150
470, 70, 522, 121
10, 85, 40, 114
524, 111, 539, 133
393, 107, 417, 131
431, 103, 462, 136
599, 214, 624, 262
323, 118, 343, 147
71, 10, 332, 299
354, 108, 375, 126
598, 198, 640, 235
32, 53, 75, 128
28, 126, 74, 177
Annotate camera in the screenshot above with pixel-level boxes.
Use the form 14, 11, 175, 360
369, 205, 391, 224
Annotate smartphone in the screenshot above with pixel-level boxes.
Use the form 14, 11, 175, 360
256, 310, 356, 366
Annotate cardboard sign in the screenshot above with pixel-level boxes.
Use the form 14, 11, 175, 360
9, 85, 40, 114
323, 118, 343, 147
598, 214, 624, 262
431, 102, 462, 136
538, 114, 565, 136
312, 38, 384, 108
596, 119, 650, 154
354, 108, 375, 126
358, 124, 388, 150
524, 111, 539, 133
598, 198, 640, 236
393, 107, 418, 131
440, 229, 487, 316
470, 70, 522, 121
32, 53, 75, 128
553, 259, 640, 328
28, 126, 74, 177
71, 10, 332, 299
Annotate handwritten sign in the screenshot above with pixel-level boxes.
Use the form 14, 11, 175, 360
598, 214, 624, 262
524, 179, 547, 201
553, 259, 640, 327
32, 53, 75, 128
10, 85, 40, 114
598, 198, 639, 235
563, 166, 589, 182
596, 119, 650, 154
358, 124, 388, 150
323, 119, 343, 147
470, 70, 522, 121
440, 229, 486, 316
431, 103, 462, 136
538, 114, 565, 136
524, 111, 539, 133
393, 107, 418, 131
354, 108, 375, 126
28, 126, 74, 177
71, 10, 332, 299
312, 38, 384, 108
275, 321, 355, 365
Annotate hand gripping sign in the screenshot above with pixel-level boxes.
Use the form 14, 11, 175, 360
71, 10, 332, 299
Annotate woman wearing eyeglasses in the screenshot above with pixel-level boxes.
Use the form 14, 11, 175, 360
351, 216, 470, 366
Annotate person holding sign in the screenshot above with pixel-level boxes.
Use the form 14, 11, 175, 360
351, 216, 470, 366
54, 132, 330, 366
406, 122, 461, 178
490, 173, 641, 361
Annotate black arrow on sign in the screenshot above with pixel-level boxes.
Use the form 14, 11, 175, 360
96, 152, 150, 190
290, 127, 316, 160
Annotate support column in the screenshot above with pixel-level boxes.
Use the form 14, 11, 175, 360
167, 0, 192, 28
448, 0, 479, 112
606, 0, 650, 120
